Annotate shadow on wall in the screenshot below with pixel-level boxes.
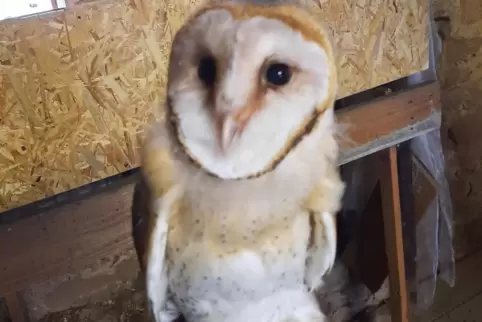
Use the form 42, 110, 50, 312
0, 297, 12, 322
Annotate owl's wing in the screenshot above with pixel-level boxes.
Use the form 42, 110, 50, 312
146, 185, 183, 322
131, 122, 183, 322
131, 174, 151, 271
304, 211, 337, 291
304, 166, 345, 291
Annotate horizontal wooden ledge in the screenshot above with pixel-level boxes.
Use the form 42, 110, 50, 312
337, 81, 441, 164
0, 183, 136, 295
0, 80, 441, 295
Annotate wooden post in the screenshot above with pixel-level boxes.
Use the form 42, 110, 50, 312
380, 147, 409, 322
397, 143, 417, 306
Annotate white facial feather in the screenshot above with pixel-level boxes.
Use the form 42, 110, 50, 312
170, 108, 338, 224
168, 8, 334, 180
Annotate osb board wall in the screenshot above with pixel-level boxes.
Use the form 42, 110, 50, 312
433, 0, 482, 259
0, 0, 429, 212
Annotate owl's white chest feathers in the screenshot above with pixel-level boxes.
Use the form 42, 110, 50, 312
167, 211, 313, 321
154, 111, 338, 321
164, 193, 321, 322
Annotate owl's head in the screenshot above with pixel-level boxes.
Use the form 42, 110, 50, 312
166, 1, 337, 180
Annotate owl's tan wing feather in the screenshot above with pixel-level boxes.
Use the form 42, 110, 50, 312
304, 165, 345, 291
132, 121, 177, 271
131, 174, 152, 272
131, 122, 183, 322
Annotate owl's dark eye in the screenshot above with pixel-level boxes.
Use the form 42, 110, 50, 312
265, 63, 292, 87
198, 56, 217, 87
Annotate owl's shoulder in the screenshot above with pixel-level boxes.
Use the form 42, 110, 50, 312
141, 121, 179, 198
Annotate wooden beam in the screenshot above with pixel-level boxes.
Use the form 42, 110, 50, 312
0, 184, 135, 295
397, 143, 417, 306
338, 82, 441, 165
0, 82, 439, 304
380, 147, 409, 322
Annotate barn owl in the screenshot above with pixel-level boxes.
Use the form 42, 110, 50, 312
131, 0, 345, 321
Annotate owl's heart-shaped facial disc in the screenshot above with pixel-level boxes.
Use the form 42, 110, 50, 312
166, 3, 337, 180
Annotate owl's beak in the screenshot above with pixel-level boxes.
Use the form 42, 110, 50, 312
214, 102, 257, 153
216, 115, 240, 154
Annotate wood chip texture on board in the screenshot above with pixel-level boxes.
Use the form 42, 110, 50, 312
0, 0, 429, 211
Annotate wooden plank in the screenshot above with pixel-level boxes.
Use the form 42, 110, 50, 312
418, 251, 482, 321
0, 184, 135, 295
442, 288, 482, 322
431, 316, 450, 322
380, 147, 409, 322
0, 83, 439, 300
397, 143, 417, 306
338, 82, 441, 165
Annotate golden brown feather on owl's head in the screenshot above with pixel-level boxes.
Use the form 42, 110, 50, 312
166, 0, 338, 180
